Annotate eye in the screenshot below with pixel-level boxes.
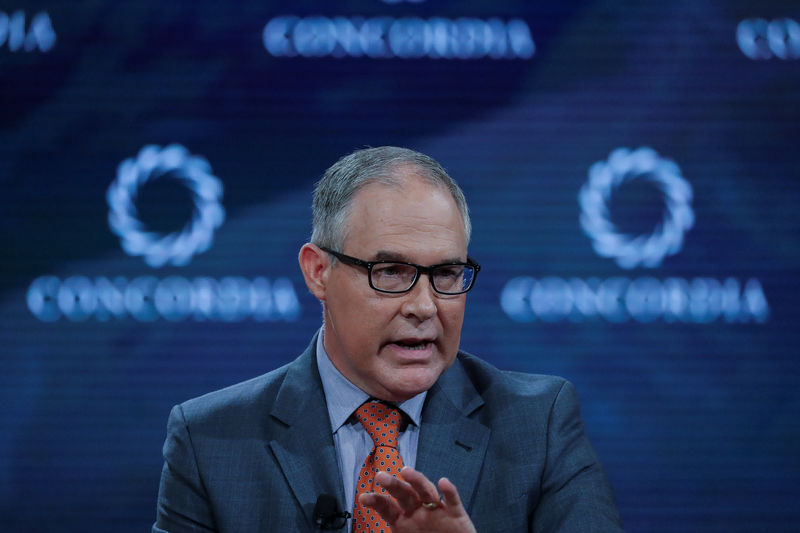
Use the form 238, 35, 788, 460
372, 263, 417, 280
435, 266, 464, 279
373, 264, 402, 277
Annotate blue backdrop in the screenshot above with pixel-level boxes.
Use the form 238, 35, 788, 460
2, 1, 799, 531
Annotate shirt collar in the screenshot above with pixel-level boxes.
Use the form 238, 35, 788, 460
315, 329, 426, 433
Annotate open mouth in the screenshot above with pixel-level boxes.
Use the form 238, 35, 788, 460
393, 340, 432, 351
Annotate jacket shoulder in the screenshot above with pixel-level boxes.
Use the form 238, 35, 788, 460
455, 351, 570, 400
177, 360, 293, 425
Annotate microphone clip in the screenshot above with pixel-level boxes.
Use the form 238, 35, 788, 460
313, 494, 351, 530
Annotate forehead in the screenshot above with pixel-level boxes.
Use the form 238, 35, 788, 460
344, 172, 467, 259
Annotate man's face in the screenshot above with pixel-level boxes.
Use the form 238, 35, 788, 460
320, 170, 468, 402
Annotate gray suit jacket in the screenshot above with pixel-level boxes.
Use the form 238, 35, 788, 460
153, 338, 623, 532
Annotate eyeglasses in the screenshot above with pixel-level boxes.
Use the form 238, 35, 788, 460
320, 247, 480, 295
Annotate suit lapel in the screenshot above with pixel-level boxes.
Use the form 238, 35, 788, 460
265, 345, 490, 523
267, 340, 345, 528
415, 355, 490, 513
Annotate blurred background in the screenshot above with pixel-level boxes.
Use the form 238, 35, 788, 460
1, 1, 798, 531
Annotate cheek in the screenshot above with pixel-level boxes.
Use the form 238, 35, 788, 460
440, 300, 466, 328
347, 298, 398, 340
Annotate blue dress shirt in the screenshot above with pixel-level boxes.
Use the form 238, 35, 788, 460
315, 331, 426, 531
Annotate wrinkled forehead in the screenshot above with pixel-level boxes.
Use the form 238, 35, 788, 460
341, 177, 467, 264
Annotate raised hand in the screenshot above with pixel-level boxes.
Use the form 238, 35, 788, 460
358, 466, 478, 533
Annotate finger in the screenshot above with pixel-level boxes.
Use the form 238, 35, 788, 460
373, 471, 420, 512
438, 477, 467, 514
399, 466, 441, 505
359, 492, 402, 524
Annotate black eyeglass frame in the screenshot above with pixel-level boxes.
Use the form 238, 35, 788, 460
319, 246, 481, 295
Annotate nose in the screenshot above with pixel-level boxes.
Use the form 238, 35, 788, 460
400, 274, 437, 322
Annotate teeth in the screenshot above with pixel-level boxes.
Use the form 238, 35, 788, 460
399, 341, 428, 350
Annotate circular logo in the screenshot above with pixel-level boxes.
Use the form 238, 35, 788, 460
106, 144, 225, 268
578, 147, 694, 269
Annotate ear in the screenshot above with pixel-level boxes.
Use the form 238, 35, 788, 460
298, 243, 330, 301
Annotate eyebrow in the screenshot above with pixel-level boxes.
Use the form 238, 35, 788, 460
372, 250, 465, 264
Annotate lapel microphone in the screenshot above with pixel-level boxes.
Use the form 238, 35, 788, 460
313, 493, 351, 530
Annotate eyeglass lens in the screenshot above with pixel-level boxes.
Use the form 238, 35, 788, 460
370, 263, 474, 293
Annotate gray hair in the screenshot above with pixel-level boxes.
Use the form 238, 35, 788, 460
311, 146, 471, 251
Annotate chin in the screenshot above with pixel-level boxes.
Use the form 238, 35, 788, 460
386, 369, 441, 400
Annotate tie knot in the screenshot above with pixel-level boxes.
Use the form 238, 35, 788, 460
355, 401, 403, 447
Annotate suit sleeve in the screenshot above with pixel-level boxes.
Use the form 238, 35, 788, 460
152, 405, 218, 533
532, 381, 624, 533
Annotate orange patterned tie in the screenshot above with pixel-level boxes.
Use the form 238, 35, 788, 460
352, 400, 405, 533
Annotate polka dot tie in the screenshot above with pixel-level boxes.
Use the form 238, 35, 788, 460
352, 400, 405, 533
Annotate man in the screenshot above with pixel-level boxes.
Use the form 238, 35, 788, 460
153, 146, 624, 532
